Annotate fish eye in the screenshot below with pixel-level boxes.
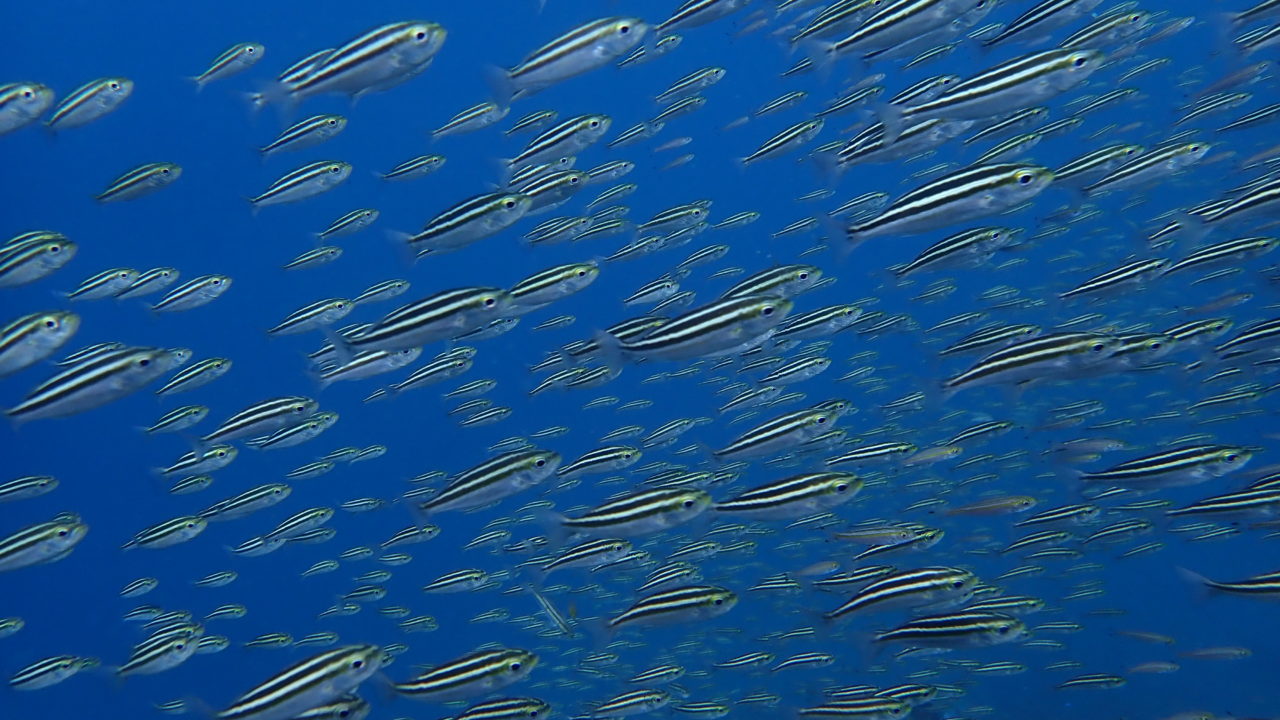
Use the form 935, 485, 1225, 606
762, 305, 776, 316
484, 297, 497, 307
138, 358, 151, 367
619, 24, 631, 34
535, 459, 546, 467
530, 712, 539, 718
682, 499, 695, 508
57, 529, 69, 537
327, 119, 337, 126
212, 278, 222, 285
1017, 173, 1034, 184
245, 46, 255, 54
329, 166, 340, 173
713, 597, 723, 605
952, 579, 966, 588
1073, 55, 1088, 67
160, 167, 170, 174
509, 661, 522, 671
815, 415, 828, 424
997, 624, 1013, 634
570, 176, 580, 184
351, 659, 365, 669
338, 712, 350, 719
590, 120, 600, 128
22, 89, 33, 98
44, 319, 57, 329
110, 82, 120, 90
1224, 453, 1239, 463
49, 244, 61, 252
798, 271, 809, 279
504, 200, 517, 209
835, 483, 849, 493
1091, 342, 1106, 353
1149, 341, 1162, 350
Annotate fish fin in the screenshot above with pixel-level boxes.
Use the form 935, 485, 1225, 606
591, 330, 627, 373
483, 65, 516, 112
1171, 210, 1209, 245
319, 327, 355, 367
580, 615, 615, 652
798, 39, 836, 78
1175, 566, 1214, 601
528, 507, 573, 547
810, 148, 845, 188
873, 103, 906, 144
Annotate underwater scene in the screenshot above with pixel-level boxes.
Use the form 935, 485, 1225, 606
2, 0, 1280, 719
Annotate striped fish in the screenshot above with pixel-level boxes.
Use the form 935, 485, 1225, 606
498, 18, 646, 101
405, 193, 531, 255
608, 585, 737, 629
0, 311, 79, 377
445, 697, 552, 720
191, 42, 264, 90
202, 396, 319, 444
714, 405, 846, 461
848, 164, 1052, 244
875, 611, 1028, 648
150, 275, 232, 313
382, 154, 446, 181
508, 115, 612, 171
557, 445, 642, 478
214, 645, 383, 720
46, 77, 133, 131
943, 332, 1123, 395
825, 567, 977, 620
981, 0, 1102, 46
281, 22, 445, 102
0, 475, 58, 502
433, 102, 509, 139
658, 0, 751, 34
895, 49, 1103, 126
0, 82, 55, 135
258, 115, 345, 157
419, 450, 560, 514
199, 484, 292, 522
600, 295, 792, 363
6, 346, 175, 422
0, 514, 89, 572
250, 161, 351, 209
1081, 445, 1252, 488
66, 267, 138, 300
9, 655, 99, 690
95, 162, 181, 202
714, 472, 861, 519
557, 487, 711, 537
116, 267, 179, 299
155, 357, 232, 395
0, 234, 76, 288
393, 648, 537, 702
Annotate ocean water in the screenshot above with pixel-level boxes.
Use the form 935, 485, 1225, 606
2, 1, 1279, 719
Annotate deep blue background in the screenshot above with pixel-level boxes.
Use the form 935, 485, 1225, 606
2, 1, 1278, 718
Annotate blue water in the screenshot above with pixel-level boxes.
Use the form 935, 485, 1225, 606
3, 0, 1278, 718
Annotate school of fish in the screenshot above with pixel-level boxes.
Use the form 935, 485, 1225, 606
3, 0, 1280, 719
